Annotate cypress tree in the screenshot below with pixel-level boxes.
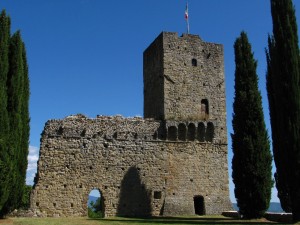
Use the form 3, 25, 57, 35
266, 0, 300, 221
20, 41, 30, 201
0, 10, 30, 217
0, 10, 11, 217
6, 31, 25, 211
232, 32, 273, 219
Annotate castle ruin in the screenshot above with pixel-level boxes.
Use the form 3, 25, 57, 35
30, 32, 232, 217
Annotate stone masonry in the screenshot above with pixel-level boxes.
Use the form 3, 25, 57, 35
30, 32, 232, 217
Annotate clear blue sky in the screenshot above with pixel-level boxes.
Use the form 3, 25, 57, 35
1, 0, 300, 203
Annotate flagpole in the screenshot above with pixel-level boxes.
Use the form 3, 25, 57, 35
187, 15, 190, 34
185, 1, 190, 34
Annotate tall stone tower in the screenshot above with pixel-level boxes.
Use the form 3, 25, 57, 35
144, 32, 227, 143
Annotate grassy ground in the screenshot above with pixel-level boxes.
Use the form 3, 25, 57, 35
0, 216, 295, 225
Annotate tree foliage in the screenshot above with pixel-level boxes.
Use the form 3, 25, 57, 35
20, 185, 32, 210
0, 10, 11, 218
88, 197, 103, 218
0, 9, 30, 217
232, 31, 273, 219
266, 0, 300, 221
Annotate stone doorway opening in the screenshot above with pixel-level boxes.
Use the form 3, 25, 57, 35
88, 189, 104, 218
194, 195, 205, 215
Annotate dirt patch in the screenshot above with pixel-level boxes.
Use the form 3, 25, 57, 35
0, 218, 13, 224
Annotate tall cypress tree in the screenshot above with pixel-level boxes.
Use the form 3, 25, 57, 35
232, 32, 273, 219
0, 10, 11, 217
0, 10, 30, 216
6, 31, 25, 211
266, 0, 300, 221
20, 42, 30, 205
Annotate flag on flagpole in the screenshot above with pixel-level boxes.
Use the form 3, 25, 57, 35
185, 2, 190, 34
185, 2, 189, 20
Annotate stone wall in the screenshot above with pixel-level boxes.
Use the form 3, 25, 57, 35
31, 115, 232, 217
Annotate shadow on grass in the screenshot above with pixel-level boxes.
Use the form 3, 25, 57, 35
89, 216, 289, 224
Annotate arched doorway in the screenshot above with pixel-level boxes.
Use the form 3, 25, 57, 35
88, 189, 104, 218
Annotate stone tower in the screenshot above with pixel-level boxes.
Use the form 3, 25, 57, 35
30, 32, 232, 217
144, 32, 227, 143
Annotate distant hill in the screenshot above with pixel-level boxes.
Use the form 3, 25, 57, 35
232, 202, 284, 213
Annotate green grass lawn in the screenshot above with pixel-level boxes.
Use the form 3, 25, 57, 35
0, 216, 295, 225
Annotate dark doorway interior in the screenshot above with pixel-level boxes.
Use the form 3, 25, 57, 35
194, 195, 205, 215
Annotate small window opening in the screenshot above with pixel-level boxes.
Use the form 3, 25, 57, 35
192, 58, 198, 67
201, 99, 209, 120
81, 129, 86, 137
113, 132, 117, 139
154, 191, 162, 199
57, 126, 63, 135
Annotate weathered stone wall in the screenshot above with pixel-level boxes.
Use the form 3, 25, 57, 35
31, 32, 232, 217
31, 115, 232, 217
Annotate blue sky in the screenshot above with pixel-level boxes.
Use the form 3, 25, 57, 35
1, 0, 300, 203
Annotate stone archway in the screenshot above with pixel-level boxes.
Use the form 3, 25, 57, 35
87, 188, 105, 218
